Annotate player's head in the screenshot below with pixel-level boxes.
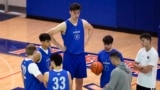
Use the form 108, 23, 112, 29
109, 51, 121, 66
50, 53, 62, 68
39, 33, 51, 48
103, 35, 113, 51
69, 3, 81, 20
140, 33, 151, 47
26, 44, 36, 56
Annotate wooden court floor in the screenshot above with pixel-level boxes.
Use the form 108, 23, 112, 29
0, 16, 160, 90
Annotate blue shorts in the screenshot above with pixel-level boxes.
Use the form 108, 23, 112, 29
63, 52, 87, 79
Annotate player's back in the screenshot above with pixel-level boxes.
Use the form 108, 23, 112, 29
21, 58, 42, 90
37, 47, 51, 74
47, 69, 70, 90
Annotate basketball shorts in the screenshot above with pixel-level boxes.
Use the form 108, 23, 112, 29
63, 52, 87, 79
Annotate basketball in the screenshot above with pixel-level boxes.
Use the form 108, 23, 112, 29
90, 61, 103, 75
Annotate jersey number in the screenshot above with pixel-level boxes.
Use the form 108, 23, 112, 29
21, 65, 26, 79
52, 76, 66, 89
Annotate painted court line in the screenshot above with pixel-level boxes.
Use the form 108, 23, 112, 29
0, 71, 21, 80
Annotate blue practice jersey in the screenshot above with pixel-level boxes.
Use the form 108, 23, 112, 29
61, 19, 84, 54
47, 69, 70, 90
98, 49, 124, 87
21, 59, 42, 90
37, 47, 51, 74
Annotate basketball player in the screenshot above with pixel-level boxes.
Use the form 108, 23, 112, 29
34, 33, 52, 74
103, 51, 132, 90
133, 33, 158, 90
98, 35, 124, 88
21, 44, 44, 90
34, 33, 52, 90
47, 3, 94, 90
44, 53, 72, 90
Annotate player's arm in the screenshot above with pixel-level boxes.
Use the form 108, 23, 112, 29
46, 22, 66, 51
139, 65, 153, 74
133, 50, 143, 71
43, 72, 49, 88
28, 63, 44, 82
82, 19, 94, 47
139, 53, 158, 74
67, 71, 73, 90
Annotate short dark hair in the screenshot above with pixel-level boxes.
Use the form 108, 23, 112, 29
103, 35, 113, 45
140, 33, 151, 41
109, 51, 121, 59
39, 33, 51, 41
26, 44, 36, 56
70, 3, 81, 11
50, 53, 62, 66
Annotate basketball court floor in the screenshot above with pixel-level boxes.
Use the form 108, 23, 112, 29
0, 16, 160, 90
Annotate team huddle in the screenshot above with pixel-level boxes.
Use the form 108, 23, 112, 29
21, 3, 159, 90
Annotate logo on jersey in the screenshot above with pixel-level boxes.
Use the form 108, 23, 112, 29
73, 30, 80, 40
74, 34, 80, 40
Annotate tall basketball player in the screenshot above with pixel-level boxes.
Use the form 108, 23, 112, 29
47, 3, 94, 90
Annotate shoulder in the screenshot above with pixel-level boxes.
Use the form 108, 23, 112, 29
112, 67, 122, 75
67, 71, 70, 75
21, 59, 25, 65
63, 69, 70, 75
57, 21, 66, 30
150, 47, 159, 58
98, 50, 105, 54
61, 21, 66, 26
28, 63, 40, 74
138, 48, 145, 53
63, 69, 70, 74
112, 49, 122, 54
151, 47, 158, 54
53, 21, 67, 31
81, 19, 90, 25
28, 63, 38, 69
98, 50, 106, 57
81, 19, 87, 22
111, 68, 119, 75
48, 47, 52, 51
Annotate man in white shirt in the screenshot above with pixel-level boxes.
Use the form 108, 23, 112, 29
133, 33, 159, 90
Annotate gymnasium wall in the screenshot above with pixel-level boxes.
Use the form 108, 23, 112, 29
27, 0, 117, 27
27, 0, 160, 56
26, 0, 160, 33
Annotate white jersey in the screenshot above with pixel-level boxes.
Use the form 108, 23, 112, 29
135, 47, 158, 88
